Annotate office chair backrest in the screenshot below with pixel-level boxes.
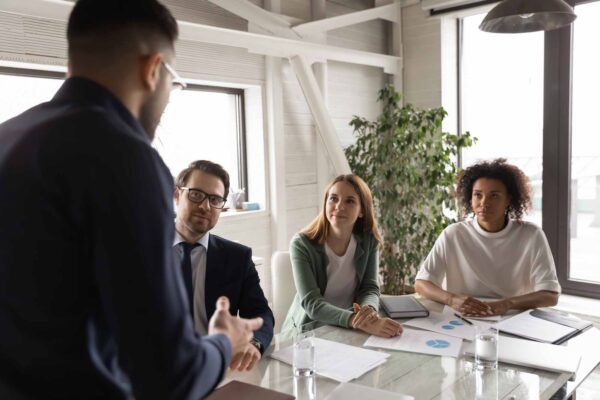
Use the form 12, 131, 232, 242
270, 251, 295, 334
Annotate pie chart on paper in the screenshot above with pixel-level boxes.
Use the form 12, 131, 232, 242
426, 339, 450, 349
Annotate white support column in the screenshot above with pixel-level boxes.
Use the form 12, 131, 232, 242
289, 55, 351, 175
263, 1, 288, 252
311, 0, 333, 196
391, 0, 404, 97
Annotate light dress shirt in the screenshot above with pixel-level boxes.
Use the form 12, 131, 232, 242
174, 231, 211, 335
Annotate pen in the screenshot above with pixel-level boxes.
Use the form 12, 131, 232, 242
454, 313, 473, 325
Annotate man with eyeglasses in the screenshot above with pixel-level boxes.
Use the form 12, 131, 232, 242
0, 1, 262, 399
174, 160, 274, 372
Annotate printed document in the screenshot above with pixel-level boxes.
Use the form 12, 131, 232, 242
403, 306, 493, 341
364, 328, 462, 358
270, 338, 389, 382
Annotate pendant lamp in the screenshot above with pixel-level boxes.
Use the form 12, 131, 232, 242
479, 0, 577, 33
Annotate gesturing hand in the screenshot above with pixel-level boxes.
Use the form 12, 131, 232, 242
229, 342, 261, 371
208, 296, 263, 357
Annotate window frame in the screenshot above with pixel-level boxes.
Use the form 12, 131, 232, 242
166, 83, 249, 202
544, 0, 600, 298
0, 69, 251, 204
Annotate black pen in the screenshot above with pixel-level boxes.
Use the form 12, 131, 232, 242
454, 313, 473, 325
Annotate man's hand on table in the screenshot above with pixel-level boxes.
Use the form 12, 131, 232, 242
229, 342, 261, 371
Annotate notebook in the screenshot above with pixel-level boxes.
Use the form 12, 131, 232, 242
205, 380, 294, 400
380, 296, 429, 319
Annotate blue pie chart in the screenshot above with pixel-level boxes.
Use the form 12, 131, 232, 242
449, 320, 464, 326
426, 339, 450, 349
442, 325, 455, 330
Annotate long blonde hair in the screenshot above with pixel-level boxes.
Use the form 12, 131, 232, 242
302, 174, 383, 247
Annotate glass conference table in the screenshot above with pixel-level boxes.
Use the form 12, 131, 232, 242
222, 302, 600, 400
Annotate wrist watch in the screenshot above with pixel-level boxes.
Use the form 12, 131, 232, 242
249, 337, 262, 352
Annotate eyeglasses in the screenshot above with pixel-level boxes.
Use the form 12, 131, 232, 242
161, 60, 187, 91
179, 186, 227, 209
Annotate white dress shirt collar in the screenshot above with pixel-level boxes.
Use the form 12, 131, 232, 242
173, 230, 210, 253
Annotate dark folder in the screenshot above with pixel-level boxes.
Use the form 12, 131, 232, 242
204, 380, 295, 400
380, 296, 429, 319
530, 309, 593, 344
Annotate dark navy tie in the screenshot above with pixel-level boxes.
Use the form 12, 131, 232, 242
180, 242, 200, 317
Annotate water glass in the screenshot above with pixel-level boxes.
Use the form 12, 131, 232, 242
475, 368, 499, 399
293, 375, 317, 400
293, 329, 315, 377
475, 326, 498, 370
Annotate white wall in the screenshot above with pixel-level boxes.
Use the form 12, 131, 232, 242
401, 4, 443, 109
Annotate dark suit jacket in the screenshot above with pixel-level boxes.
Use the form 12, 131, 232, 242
0, 78, 231, 400
205, 235, 274, 352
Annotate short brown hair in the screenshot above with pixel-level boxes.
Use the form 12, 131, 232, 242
456, 158, 532, 221
302, 174, 383, 247
175, 160, 230, 199
67, 0, 178, 58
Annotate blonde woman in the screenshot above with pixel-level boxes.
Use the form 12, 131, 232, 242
283, 174, 402, 338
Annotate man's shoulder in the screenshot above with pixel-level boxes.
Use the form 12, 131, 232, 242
210, 234, 251, 255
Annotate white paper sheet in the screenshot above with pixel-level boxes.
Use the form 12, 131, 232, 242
495, 310, 576, 343
270, 338, 389, 382
324, 382, 414, 400
403, 306, 482, 341
363, 328, 463, 358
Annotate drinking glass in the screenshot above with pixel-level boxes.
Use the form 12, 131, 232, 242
293, 329, 315, 377
475, 326, 498, 370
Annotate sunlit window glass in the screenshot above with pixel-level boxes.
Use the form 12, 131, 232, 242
460, 13, 543, 225
153, 87, 245, 197
0, 72, 63, 123
569, 1, 600, 283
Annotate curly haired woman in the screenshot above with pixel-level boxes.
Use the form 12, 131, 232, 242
415, 159, 560, 316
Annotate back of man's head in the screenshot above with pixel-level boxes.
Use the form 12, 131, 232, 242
67, 0, 178, 65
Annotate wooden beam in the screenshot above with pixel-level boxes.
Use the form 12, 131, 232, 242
292, 3, 401, 36
206, 0, 301, 39
288, 55, 351, 175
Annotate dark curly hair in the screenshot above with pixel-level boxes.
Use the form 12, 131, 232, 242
456, 158, 532, 221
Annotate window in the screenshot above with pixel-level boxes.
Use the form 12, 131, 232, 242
0, 69, 265, 212
458, 2, 600, 297
568, 1, 600, 286
459, 14, 544, 226
153, 85, 248, 202
0, 68, 64, 123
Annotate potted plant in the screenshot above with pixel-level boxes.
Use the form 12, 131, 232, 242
345, 86, 476, 294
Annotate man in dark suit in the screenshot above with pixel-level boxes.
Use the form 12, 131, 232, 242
174, 160, 274, 371
0, 1, 262, 399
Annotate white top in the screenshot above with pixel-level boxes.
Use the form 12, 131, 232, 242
173, 231, 210, 335
415, 218, 561, 298
324, 235, 358, 309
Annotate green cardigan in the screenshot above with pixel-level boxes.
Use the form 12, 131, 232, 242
282, 232, 381, 333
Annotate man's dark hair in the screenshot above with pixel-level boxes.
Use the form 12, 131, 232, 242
456, 158, 532, 221
176, 160, 231, 199
67, 0, 178, 57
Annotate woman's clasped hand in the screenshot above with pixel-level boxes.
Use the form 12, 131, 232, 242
350, 303, 402, 338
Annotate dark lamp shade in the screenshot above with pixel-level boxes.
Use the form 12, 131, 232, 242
479, 0, 577, 33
